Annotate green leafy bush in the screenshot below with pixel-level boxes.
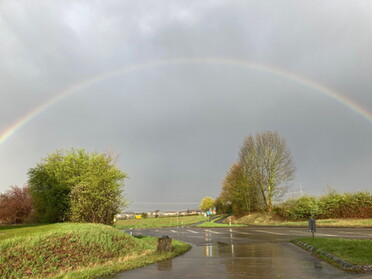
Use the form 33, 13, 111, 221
318, 191, 372, 218
275, 191, 372, 220
275, 195, 320, 220
28, 148, 127, 224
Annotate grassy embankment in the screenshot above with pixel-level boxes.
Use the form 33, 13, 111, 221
115, 215, 206, 229
293, 237, 372, 270
0, 223, 191, 279
231, 212, 372, 227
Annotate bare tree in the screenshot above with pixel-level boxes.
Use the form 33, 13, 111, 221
239, 131, 296, 212
0, 185, 32, 224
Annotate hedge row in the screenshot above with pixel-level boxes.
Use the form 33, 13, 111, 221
275, 191, 372, 220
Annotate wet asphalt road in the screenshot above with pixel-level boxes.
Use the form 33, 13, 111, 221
112, 226, 372, 279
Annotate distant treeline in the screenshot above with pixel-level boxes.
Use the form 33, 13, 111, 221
274, 191, 372, 220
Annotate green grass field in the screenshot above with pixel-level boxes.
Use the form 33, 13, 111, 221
295, 237, 372, 266
115, 215, 207, 229
233, 213, 372, 227
0, 223, 191, 279
0, 223, 61, 240
277, 218, 372, 227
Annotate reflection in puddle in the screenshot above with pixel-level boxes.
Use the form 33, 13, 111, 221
157, 259, 172, 271
221, 242, 282, 278
205, 243, 220, 257
113, 239, 351, 278
205, 244, 213, 257
199, 242, 340, 278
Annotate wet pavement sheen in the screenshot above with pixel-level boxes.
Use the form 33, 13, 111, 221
112, 227, 372, 279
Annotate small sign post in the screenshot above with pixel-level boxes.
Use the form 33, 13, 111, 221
157, 235, 172, 252
308, 218, 316, 238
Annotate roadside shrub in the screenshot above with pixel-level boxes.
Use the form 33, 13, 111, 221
275, 191, 372, 220
0, 185, 33, 224
28, 148, 127, 224
275, 195, 320, 220
318, 191, 372, 218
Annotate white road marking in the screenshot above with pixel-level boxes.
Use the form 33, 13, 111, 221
231, 231, 251, 235
315, 233, 338, 237
186, 229, 199, 234
170, 230, 178, 233
340, 231, 372, 236
252, 230, 286, 235
289, 230, 310, 235
205, 229, 223, 234
285, 230, 366, 238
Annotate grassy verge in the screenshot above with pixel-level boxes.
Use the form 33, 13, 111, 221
115, 215, 207, 229
293, 237, 372, 266
292, 237, 372, 272
0, 223, 191, 279
232, 213, 372, 227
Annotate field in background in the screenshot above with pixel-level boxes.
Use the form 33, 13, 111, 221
115, 215, 207, 229
0, 223, 61, 240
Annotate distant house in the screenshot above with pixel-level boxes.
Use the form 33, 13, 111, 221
118, 209, 202, 219
118, 212, 136, 219
163, 211, 178, 217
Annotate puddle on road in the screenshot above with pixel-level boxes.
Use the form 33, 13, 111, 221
156, 259, 172, 271
112, 241, 353, 279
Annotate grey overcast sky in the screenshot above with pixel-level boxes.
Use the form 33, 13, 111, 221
1, 1, 371, 212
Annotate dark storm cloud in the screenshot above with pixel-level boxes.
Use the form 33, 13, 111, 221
1, 0, 371, 211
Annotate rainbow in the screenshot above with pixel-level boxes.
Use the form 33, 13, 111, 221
1, 57, 371, 148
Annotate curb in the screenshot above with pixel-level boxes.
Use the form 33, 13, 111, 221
292, 240, 372, 272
